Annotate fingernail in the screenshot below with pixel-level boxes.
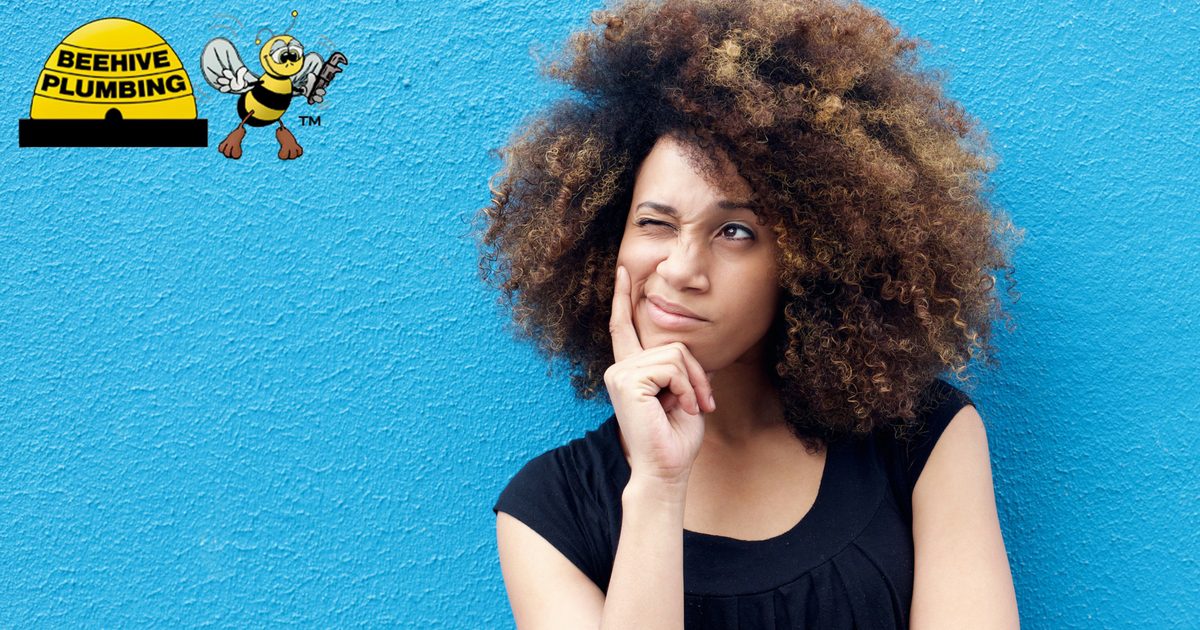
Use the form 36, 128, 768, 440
708, 394, 716, 409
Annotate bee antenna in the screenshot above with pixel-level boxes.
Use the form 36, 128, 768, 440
254, 27, 273, 46
283, 10, 299, 35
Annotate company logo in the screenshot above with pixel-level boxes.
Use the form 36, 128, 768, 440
18, 17, 208, 147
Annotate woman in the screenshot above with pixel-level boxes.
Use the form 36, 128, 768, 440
477, 0, 1023, 627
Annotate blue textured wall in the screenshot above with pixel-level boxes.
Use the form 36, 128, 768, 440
1, 0, 1196, 627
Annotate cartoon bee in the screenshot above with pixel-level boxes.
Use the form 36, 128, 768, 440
200, 34, 345, 160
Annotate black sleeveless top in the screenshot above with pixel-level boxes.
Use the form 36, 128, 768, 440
493, 378, 975, 629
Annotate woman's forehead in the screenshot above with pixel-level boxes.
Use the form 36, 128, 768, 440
636, 136, 752, 198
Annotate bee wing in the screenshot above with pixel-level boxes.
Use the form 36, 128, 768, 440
201, 38, 257, 93
292, 52, 325, 95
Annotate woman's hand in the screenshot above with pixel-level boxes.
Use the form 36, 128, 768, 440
605, 265, 716, 488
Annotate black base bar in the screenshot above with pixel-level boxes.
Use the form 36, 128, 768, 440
19, 118, 208, 147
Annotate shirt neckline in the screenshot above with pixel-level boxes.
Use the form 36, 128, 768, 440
606, 414, 844, 548
681, 438, 834, 545
603, 414, 885, 595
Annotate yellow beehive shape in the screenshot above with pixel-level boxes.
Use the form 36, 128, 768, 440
32, 17, 197, 120
19, 16, 207, 147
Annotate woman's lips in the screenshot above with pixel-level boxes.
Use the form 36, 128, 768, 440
644, 298, 707, 330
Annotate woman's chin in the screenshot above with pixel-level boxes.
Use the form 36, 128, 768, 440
639, 330, 711, 361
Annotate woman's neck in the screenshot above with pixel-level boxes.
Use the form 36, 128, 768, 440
702, 361, 786, 449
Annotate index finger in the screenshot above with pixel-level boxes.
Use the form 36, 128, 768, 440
609, 265, 644, 363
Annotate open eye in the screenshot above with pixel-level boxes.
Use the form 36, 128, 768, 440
720, 224, 755, 241
288, 43, 304, 58
271, 48, 287, 64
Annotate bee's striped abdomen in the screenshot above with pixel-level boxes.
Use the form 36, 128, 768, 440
236, 78, 293, 127
250, 84, 292, 112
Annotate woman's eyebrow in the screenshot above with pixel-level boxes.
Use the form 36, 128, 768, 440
636, 200, 756, 217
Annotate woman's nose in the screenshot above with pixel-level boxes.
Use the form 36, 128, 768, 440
655, 238, 708, 291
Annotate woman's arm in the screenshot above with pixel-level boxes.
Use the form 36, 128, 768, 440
599, 476, 688, 630
496, 468, 689, 630
496, 511, 606, 629
910, 405, 1021, 629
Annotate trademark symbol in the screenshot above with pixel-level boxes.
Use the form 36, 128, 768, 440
300, 115, 322, 127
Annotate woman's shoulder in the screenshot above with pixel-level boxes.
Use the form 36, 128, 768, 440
491, 413, 623, 593
494, 413, 624, 508
869, 377, 977, 497
533, 413, 621, 473
913, 377, 976, 435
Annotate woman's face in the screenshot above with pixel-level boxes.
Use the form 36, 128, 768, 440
615, 134, 781, 372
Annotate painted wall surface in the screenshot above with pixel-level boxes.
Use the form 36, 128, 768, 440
1, 0, 1196, 627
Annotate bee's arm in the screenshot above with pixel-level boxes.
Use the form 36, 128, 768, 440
201, 38, 257, 94
292, 53, 326, 100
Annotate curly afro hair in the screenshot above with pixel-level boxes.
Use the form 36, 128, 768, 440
473, 0, 1023, 450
